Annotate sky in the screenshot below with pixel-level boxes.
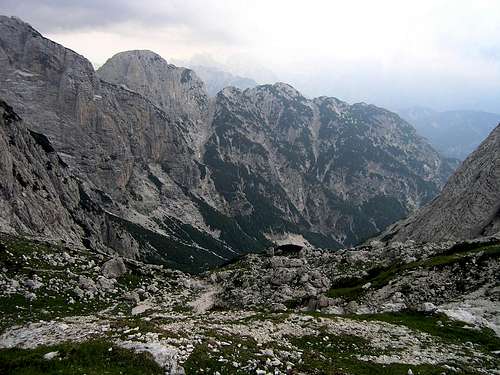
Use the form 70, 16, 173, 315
1, 0, 500, 112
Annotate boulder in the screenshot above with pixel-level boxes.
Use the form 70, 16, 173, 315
97, 276, 116, 291
123, 291, 140, 304
101, 257, 127, 279
78, 275, 97, 292
131, 303, 152, 316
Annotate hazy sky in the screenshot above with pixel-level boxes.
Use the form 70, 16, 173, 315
1, 0, 500, 112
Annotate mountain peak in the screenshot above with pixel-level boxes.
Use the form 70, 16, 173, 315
97, 49, 209, 123
272, 82, 301, 96
108, 49, 167, 64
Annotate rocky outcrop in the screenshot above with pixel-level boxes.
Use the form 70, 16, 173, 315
0, 16, 454, 271
211, 237, 500, 325
380, 124, 500, 243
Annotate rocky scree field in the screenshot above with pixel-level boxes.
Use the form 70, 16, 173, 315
0, 233, 499, 374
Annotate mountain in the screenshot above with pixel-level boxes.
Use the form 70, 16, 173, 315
398, 107, 500, 160
200, 86, 453, 248
379, 124, 500, 243
0, 16, 453, 271
186, 65, 257, 96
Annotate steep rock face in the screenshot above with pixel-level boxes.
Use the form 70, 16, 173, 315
0, 16, 454, 270
380, 124, 500, 242
0, 99, 79, 239
0, 99, 137, 255
204, 84, 453, 247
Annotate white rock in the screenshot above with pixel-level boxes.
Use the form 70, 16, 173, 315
43, 351, 59, 360
101, 258, 127, 279
131, 304, 151, 316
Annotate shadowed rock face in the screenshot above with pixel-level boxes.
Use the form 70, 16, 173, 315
380, 124, 500, 243
0, 16, 455, 271
0, 99, 139, 256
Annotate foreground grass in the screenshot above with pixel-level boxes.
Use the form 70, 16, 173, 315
183, 331, 264, 374
0, 340, 163, 375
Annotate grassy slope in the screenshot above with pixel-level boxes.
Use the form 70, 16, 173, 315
0, 340, 163, 375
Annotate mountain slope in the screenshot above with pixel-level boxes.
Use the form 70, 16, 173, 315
380, 124, 500, 243
202, 85, 453, 247
0, 16, 233, 272
399, 107, 500, 160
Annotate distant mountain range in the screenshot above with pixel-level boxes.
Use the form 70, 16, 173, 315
398, 107, 500, 160
187, 65, 257, 96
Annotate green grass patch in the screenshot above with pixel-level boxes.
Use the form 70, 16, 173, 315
117, 272, 143, 288
183, 332, 265, 375
0, 340, 163, 374
0, 293, 108, 332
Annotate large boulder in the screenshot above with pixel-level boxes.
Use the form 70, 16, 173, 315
101, 257, 127, 279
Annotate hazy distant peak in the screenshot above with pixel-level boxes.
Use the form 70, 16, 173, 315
398, 107, 500, 159
186, 64, 258, 96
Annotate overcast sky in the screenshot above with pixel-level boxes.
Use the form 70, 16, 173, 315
1, 0, 500, 112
